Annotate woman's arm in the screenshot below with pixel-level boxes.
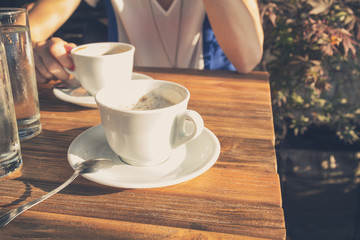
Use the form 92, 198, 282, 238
27, 0, 81, 82
203, 0, 264, 73
28, 0, 81, 42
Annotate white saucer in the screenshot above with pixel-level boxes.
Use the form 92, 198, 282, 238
53, 72, 153, 108
67, 124, 220, 189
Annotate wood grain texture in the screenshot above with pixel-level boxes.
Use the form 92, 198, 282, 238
0, 68, 285, 239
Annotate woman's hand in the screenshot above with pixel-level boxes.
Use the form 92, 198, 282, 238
33, 37, 76, 83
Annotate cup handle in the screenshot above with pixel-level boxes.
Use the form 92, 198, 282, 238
65, 67, 77, 79
172, 110, 204, 148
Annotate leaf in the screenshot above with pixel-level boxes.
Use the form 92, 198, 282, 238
321, 44, 334, 56
260, 3, 277, 27
342, 36, 357, 56
308, 0, 333, 15
269, 11, 277, 27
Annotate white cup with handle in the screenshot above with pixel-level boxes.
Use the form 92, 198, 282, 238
66, 42, 135, 95
95, 80, 204, 167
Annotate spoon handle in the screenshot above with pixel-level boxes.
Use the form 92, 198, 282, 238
0, 170, 80, 227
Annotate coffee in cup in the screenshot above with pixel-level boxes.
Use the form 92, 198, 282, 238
130, 90, 178, 110
67, 42, 135, 95
95, 80, 204, 167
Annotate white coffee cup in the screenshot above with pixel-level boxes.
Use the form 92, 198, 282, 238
95, 80, 204, 167
67, 42, 135, 95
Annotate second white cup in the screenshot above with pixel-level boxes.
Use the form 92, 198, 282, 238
67, 42, 135, 95
95, 80, 204, 167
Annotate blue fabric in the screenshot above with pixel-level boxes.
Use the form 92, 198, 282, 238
106, 0, 118, 42
202, 15, 236, 71
105, 3, 235, 71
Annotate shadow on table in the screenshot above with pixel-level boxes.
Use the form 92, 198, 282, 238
1, 127, 131, 210
1, 179, 125, 210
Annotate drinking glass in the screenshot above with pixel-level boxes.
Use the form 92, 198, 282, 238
0, 8, 41, 140
0, 33, 22, 178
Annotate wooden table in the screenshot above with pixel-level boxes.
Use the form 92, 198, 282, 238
1, 68, 286, 239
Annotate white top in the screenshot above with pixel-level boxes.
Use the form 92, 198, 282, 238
91, 0, 206, 69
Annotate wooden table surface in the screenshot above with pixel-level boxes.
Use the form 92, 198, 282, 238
1, 67, 286, 239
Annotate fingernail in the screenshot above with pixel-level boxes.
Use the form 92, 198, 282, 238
69, 65, 75, 71
65, 45, 73, 54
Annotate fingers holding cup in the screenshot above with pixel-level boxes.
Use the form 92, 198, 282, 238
33, 37, 76, 82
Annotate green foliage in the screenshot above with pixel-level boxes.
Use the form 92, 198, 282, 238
259, 0, 360, 144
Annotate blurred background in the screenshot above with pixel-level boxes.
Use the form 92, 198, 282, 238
0, 0, 107, 45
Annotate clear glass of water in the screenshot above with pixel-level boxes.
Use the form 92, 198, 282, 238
0, 33, 22, 178
0, 8, 41, 140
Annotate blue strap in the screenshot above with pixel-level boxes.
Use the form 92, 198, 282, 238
202, 15, 236, 71
106, 0, 118, 42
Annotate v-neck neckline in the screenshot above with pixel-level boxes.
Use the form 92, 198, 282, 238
153, 0, 178, 15
149, 0, 183, 67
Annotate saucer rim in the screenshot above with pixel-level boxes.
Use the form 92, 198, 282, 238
67, 124, 221, 189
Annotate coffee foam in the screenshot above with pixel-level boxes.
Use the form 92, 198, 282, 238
131, 91, 175, 110
126, 87, 184, 111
